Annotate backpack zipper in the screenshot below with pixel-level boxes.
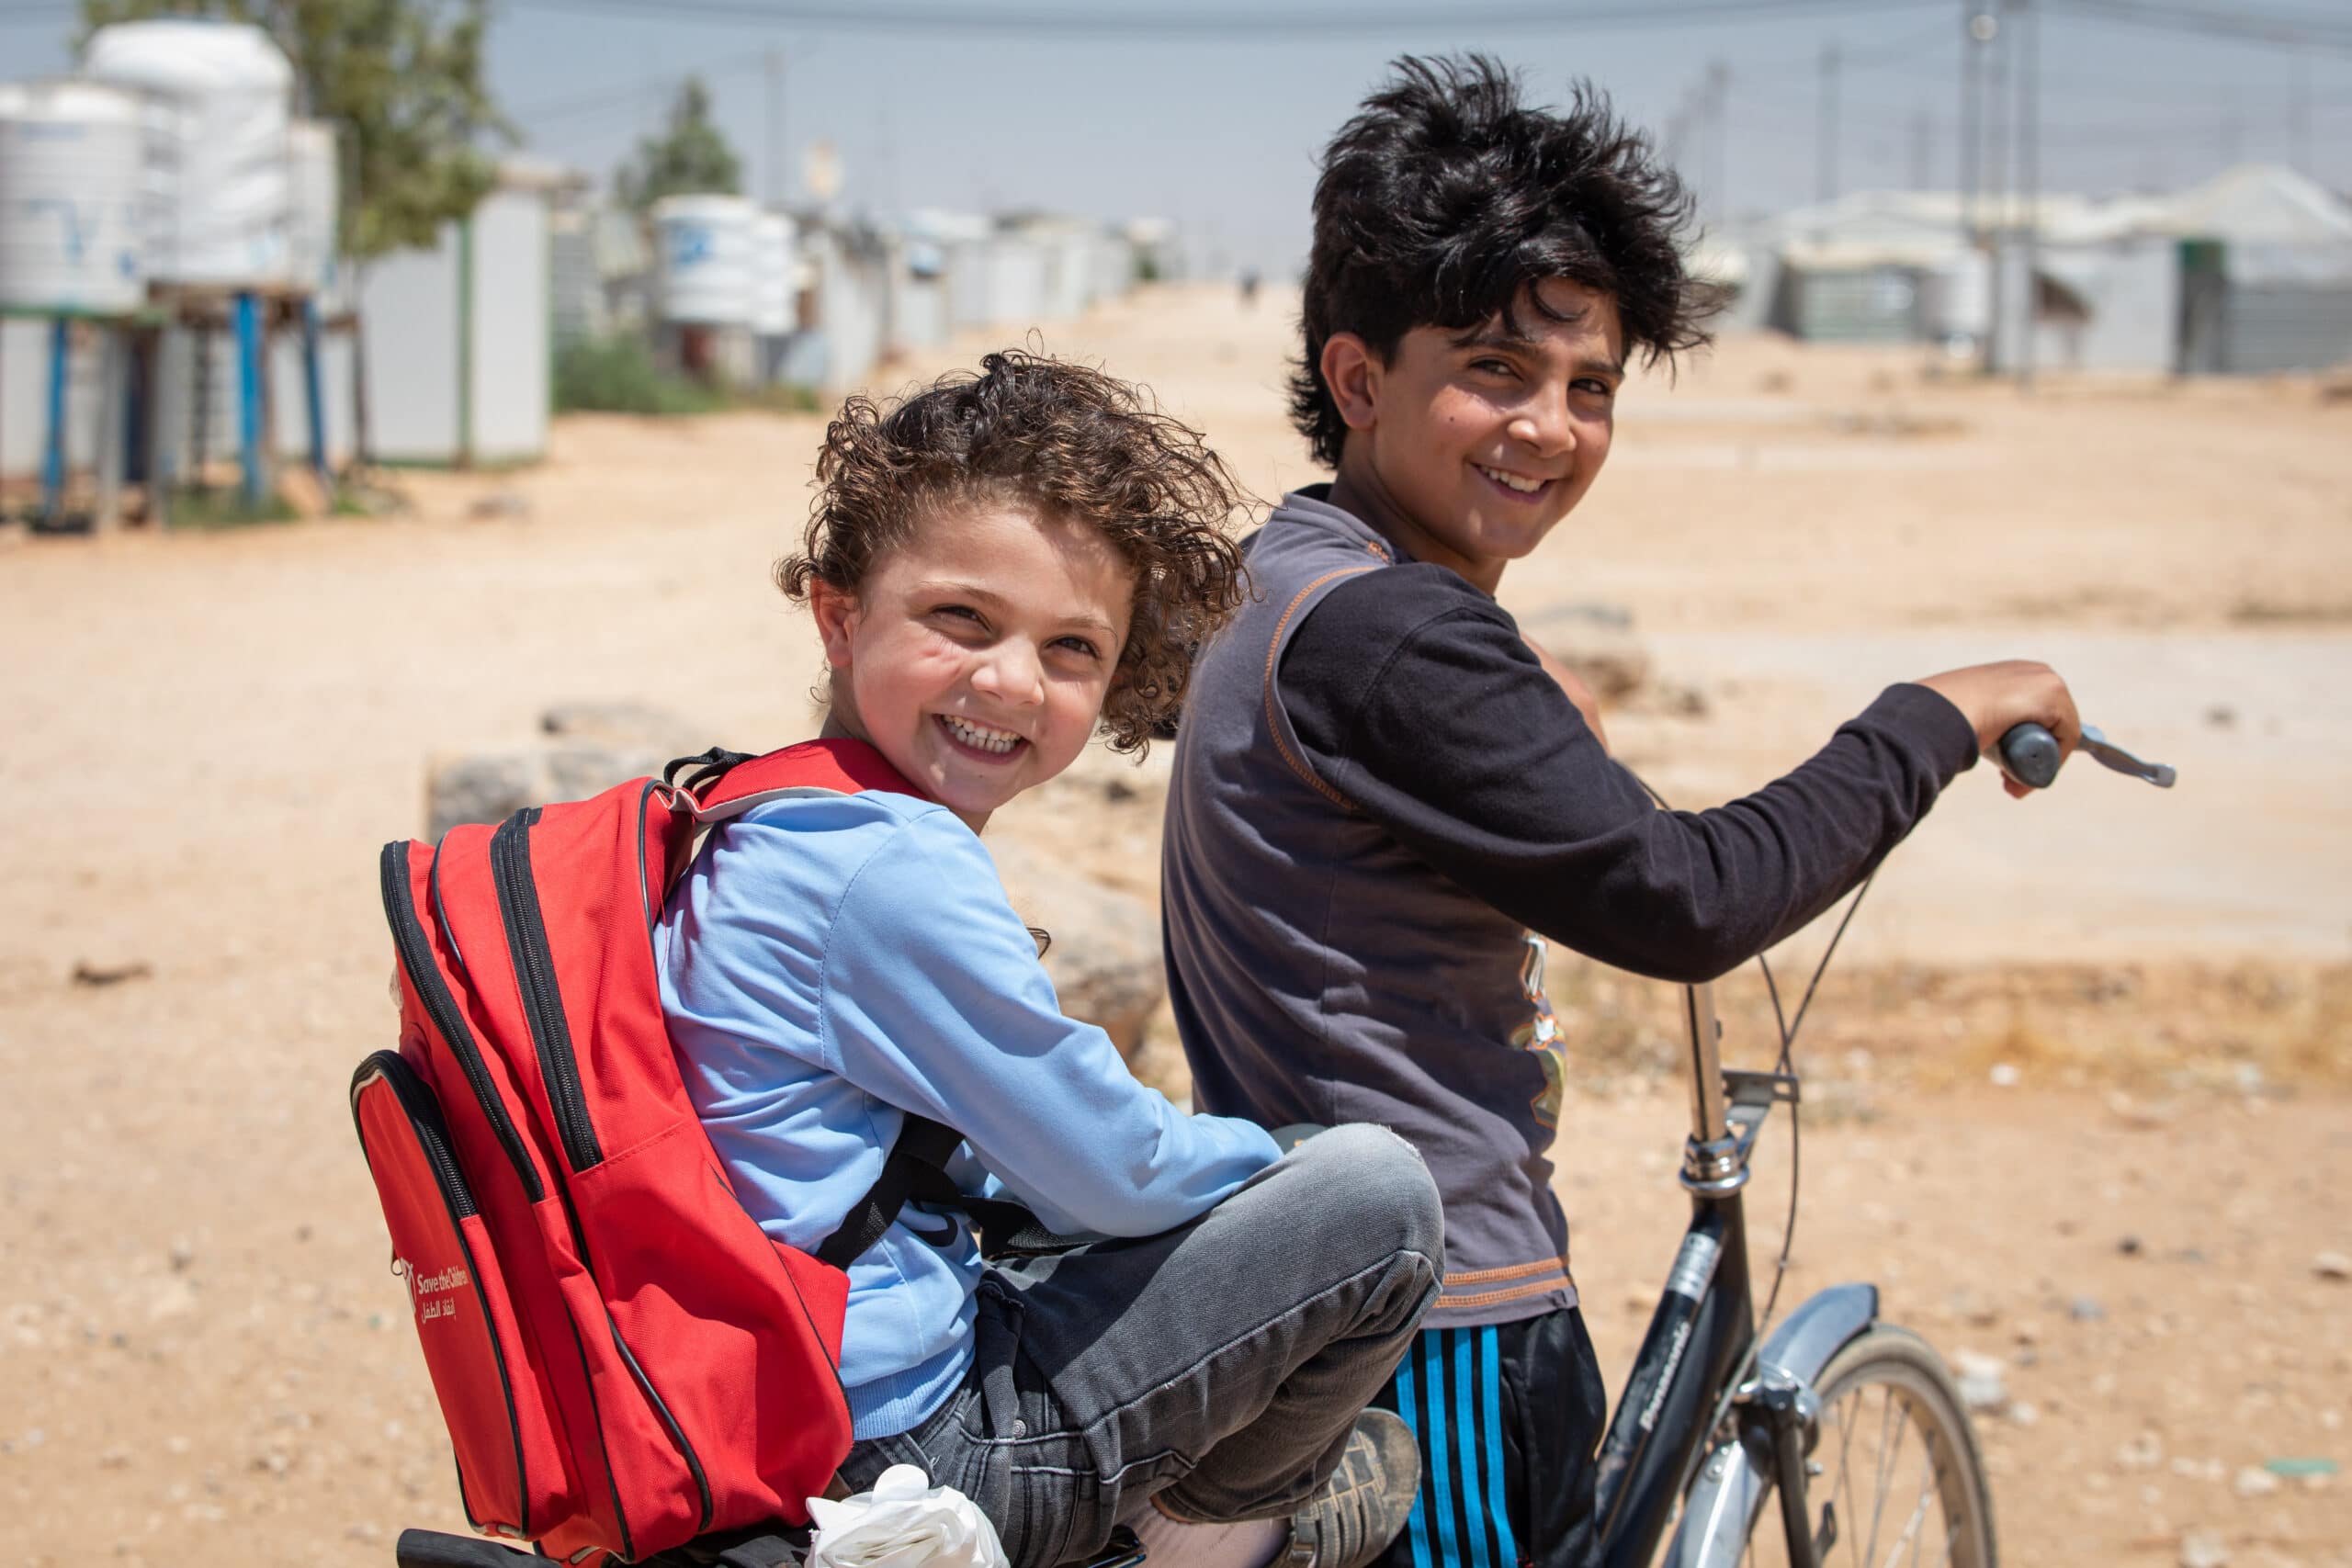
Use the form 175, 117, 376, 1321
490, 809, 604, 1173
382, 841, 545, 1203
350, 1050, 533, 1539
608, 1324, 713, 1532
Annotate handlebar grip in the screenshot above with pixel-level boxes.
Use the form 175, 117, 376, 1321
1996, 722, 2062, 789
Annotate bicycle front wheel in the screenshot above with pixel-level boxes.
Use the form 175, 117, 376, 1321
1742, 1325, 1997, 1568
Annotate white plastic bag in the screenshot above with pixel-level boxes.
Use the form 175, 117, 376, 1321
806, 1464, 1010, 1568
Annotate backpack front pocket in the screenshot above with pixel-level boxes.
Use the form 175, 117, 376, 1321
351, 1049, 564, 1540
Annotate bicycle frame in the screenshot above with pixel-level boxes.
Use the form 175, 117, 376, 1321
1592, 983, 1878, 1568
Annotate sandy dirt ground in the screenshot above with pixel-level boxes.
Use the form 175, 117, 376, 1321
2, 284, 2348, 1567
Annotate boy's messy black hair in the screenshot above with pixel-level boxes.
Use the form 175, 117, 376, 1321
1290, 54, 1721, 468
778, 350, 1250, 755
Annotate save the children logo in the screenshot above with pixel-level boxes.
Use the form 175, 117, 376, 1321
391, 1255, 470, 1326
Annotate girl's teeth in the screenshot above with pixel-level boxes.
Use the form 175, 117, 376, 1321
1480, 465, 1544, 494
942, 716, 1021, 754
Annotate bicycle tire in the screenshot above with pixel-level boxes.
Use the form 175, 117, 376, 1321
1737, 1325, 1997, 1568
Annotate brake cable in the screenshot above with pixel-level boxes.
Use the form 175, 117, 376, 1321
1624, 766, 1875, 1340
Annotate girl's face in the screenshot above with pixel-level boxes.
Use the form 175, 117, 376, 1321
809, 503, 1136, 831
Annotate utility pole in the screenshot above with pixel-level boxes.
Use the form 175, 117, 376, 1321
2017, 0, 2039, 389
1960, 3, 1986, 246
765, 47, 786, 206
1817, 42, 1841, 203
1704, 59, 1730, 223
2290, 58, 2311, 174
1979, 3, 2009, 375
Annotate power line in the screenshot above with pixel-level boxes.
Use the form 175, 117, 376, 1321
504, 0, 1948, 37
512, 52, 766, 129
2043, 0, 2352, 51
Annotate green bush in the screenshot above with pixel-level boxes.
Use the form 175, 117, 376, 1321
552, 334, 726, 416
167, 484, 302, 529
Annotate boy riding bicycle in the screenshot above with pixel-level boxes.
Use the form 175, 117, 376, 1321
1159, 57, 2080, 1568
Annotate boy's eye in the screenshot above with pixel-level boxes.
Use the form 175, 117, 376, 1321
932, 604, 984, 626
1575, 378, 1617, 399
1469, 357, 1517, 378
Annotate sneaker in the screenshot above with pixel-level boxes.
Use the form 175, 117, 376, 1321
1283, 1409, 1421, 1568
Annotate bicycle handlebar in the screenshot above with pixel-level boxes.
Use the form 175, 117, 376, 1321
1996, 722, 2064, 789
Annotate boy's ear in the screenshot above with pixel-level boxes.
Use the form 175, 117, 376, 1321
1320, 333, 1383, 434
808, 579, 860, 669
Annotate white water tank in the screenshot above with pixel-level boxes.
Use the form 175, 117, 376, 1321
652, 194, 757, 326
751, 211, 795, 334
0, 80, 147, 312
286, 118, 338, 294
84, 18, 294, 287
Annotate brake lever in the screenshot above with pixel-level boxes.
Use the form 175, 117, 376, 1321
1996, 722, 2177, 790
2075, 726, 2177, 788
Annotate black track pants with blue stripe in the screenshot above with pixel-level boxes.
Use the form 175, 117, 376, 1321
1369, 1307, 1607, 1568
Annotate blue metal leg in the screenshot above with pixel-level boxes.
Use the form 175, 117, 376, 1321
301, 298, 329, 489
235, 291, 263, 510
40, 318, 69, 523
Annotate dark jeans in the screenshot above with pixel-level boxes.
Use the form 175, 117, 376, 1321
835, 1125, 1444, 1568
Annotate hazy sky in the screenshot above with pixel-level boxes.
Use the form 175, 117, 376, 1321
5, 0, 2349, 275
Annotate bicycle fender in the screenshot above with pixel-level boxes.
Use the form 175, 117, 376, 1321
1657, 1282, 1879, 1568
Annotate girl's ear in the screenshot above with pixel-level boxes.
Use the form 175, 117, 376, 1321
808, 578, 860, 670
1320, 332, 1382, 434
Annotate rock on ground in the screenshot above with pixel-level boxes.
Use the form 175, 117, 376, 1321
424, 703, 707, 836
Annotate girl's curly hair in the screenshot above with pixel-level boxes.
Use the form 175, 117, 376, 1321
776, 350, 1250, 755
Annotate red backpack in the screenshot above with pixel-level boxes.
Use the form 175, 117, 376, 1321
350, 739, 997, 1564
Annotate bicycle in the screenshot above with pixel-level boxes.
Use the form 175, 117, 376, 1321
1591, 718, 2172, 1568
395, 720, 2169, 1568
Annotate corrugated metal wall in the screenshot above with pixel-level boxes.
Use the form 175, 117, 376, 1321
1772, 265, 1924, 343
2222, 285, 2352, 373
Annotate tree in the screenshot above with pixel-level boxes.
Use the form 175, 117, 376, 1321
80, 0, 505, 261
615, 76, 743, 212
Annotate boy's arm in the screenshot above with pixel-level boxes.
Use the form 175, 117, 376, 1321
1521, 635, 1610, 752
1281, 569, 1979, 984
817, 812, 1281, 1236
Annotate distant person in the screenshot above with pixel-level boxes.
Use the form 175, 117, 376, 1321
1239, 267, 1262, 308
664, 352, 1440, 1568
1159, 55, 2081, 1568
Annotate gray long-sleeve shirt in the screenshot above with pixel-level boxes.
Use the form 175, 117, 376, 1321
1161, 488, 1979, 1325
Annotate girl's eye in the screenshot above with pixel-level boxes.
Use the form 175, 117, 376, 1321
933, 604, 983, 625
1053, 637, 1102, 660
1575, 378, 1617, 399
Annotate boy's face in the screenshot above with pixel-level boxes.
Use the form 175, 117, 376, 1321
810, 503, 1135, 831
1326, 277, 1625, 593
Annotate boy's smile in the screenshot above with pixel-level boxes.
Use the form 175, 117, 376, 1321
810, 504, 1136, 832
1322, 276, 1625, 595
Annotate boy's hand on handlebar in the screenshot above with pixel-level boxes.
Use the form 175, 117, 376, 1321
1915, 661, 2080, 799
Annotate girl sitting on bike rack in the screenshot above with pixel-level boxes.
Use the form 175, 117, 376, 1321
662, 353, 1442, 1568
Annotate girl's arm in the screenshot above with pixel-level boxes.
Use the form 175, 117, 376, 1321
818, 809, 1281, 1238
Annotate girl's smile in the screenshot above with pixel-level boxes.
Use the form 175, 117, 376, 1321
810, 504, 1136, 832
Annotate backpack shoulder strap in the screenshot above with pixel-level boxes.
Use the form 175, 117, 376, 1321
815, 1114, 1093, 1267
689, 738, 927, 821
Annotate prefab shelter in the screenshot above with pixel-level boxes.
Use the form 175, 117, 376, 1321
886, 234, 948, 353
2158, 164, 2352, 374
357, 162, 554, 466
783, 220, 888, 392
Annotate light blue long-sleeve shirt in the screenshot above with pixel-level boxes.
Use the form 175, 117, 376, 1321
658, 787, 1281, 1439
